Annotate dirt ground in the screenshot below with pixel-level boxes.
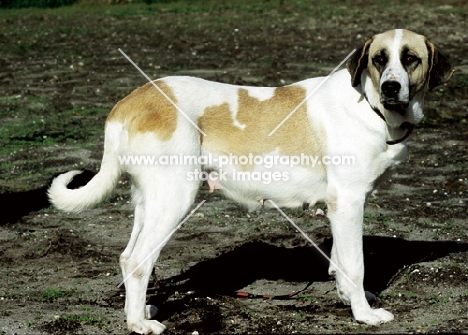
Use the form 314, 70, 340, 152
0, 1, 467, 334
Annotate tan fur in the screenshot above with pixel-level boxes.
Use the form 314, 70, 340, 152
107, 81, 178, 141
198, 86, 326, 171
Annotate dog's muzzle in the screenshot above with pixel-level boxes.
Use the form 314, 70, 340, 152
380, 80, 409, 113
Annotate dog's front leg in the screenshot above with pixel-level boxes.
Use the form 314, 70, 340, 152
327, 191, 393, 325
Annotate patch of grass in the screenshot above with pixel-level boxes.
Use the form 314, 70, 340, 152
429, 293, 440, 304
2, 0, 458, 22
0, 0, 77, 9
440, 221, 455, 232
295, 292, 316, 303
408, 292, 417, 298
41, 287, 74, 301
0, 0, 273, 19
0, 107, 106, 154
364, 211, 390, 226
79, 304, 94, 313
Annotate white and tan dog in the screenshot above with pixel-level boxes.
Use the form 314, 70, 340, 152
49, 29, 453, 333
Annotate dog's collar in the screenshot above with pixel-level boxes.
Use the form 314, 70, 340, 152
387, 121, 414, 145
371, 106, 414, 145
363, 93, 414, 145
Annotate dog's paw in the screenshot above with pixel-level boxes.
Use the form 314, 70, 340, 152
146, 305, 159, 319
129, 320, 166, 334
354, 308, 394, 325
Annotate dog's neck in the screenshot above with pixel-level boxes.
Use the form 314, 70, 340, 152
362, 76, 426, 125
367, 102, 413, 145
361, 76, 426, 145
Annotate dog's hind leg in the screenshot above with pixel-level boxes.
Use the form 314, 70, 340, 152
121, 169, 198, 334
120, 188, 154, 318
120, 188, 160, 320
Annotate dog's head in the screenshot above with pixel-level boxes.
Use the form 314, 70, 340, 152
347, 29, 454, 114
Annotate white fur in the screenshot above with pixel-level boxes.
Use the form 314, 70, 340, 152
380, 29, 410, 104
48, 30, 449, 334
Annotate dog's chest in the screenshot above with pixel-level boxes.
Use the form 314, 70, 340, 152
370, 143, 408, 192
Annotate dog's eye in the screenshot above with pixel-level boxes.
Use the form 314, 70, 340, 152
403, 55, 419, 65
373, 55, 386, 66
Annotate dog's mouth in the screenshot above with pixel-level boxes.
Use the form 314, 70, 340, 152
381, 97, 409, 105
381, 99, 409, 116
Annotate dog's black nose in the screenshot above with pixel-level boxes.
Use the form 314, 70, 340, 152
381, 81, 401, 97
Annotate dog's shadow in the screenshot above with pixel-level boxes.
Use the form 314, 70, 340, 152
0, 170, 95, 225
149, 237, 468, 322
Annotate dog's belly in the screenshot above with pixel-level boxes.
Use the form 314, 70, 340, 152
202, 161, 327, 211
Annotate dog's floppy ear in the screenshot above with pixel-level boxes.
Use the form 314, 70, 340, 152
347, 38, 373, 87
425, 39, 454, 91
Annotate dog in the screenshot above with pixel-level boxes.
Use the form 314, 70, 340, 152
48, 29, 453, 334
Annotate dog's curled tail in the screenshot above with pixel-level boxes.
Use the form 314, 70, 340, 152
48, 124, 122, 213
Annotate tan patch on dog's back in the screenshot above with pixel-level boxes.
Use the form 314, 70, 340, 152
107, 81, 177, 141
199, 85, 325, 169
